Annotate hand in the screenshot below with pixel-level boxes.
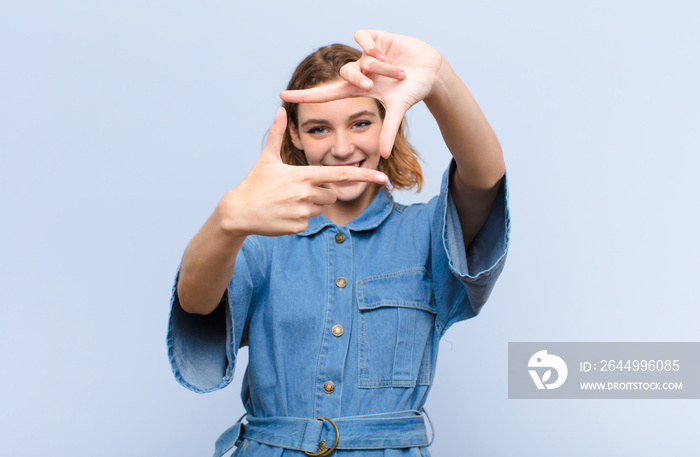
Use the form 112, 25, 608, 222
280, 30, 444, 158
217, 107, 388, 236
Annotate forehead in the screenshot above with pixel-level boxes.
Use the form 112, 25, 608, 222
296, 96, 380, 122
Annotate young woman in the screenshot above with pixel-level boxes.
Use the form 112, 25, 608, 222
168, 30, 509, 456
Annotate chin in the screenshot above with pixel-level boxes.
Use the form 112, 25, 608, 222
331, 182, 373, 203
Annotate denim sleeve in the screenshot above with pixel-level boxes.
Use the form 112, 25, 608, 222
167, 237, 265, 393
431, 160, 510, 335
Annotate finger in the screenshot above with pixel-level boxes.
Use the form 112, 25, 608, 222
310, 185, 337, 207
303, 187, 335, 219
338, 62, 373, 91
379, 104, 407, 159
304, 165, 388, 186
280, 81, 362, 104
338, 59, 405, 93
306, 204, 326, 219
354, 29, 384, 61
358, 56, 405, 80
259, 107, 287, 162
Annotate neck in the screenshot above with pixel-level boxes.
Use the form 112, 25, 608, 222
323, 185, 380, 226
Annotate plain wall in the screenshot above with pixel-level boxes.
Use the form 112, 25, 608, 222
1, 1, 699, 456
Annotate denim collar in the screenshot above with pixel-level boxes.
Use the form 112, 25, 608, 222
298, 188, 394, 236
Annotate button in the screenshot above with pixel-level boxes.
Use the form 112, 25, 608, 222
331, 324, 344, 337
334, 232, 345, 244
323, 380, 335, 393
335, 277, 347, 289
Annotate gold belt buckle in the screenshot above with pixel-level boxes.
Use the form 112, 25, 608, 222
304, 417, 339, 457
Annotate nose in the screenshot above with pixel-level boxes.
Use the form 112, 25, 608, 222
331, 131, 354, 159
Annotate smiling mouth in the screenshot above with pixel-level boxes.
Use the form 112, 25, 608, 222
328, 160, 365, 167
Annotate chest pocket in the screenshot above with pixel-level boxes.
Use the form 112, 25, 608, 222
356, 267, 436, 388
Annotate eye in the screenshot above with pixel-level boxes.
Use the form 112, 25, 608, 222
352, 120, 371, 129
306, 126, 328, 135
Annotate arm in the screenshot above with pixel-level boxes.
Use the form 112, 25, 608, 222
176, 206, 246, 315
423, 58, 505, 248
177, 108, 388, 315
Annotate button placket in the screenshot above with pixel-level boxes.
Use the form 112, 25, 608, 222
313, 227, 353, 418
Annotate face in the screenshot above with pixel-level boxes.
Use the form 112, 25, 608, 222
289, 95, 383, 205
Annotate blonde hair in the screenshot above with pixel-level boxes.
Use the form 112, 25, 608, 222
280, 43, 423, 192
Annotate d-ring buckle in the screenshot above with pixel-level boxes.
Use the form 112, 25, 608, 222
304, 417, 339, 456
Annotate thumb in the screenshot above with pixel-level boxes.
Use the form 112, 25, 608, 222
379, 104, 406, 159
259, 107, 288, 163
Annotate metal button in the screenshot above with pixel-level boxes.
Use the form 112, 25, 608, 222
335, 277, 347, 289
323, 380, 335, 393
331, 324, 344, 337
334, 232, 345, 244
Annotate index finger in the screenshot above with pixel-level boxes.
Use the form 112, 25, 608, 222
280, 80, 363, 104
303, 165, 388, 186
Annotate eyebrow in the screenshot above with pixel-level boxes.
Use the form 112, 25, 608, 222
300, 110, 378, 129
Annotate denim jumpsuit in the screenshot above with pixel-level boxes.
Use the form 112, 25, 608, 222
168, 163, 510, 456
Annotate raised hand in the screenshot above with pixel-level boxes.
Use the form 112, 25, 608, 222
280, 30, 444, 158
218, 107, 388, 236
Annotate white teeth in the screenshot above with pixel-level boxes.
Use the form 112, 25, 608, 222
326, 161, 362, 167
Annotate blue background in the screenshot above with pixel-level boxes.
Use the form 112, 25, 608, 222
1, 1, 698, 455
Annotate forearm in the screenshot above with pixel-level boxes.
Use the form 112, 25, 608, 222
424, 58, 505, 187
177, 203, 247, 315
424, 58, 505, 246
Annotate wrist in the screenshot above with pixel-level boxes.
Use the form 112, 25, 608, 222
424, 55, 454, 106
213, 191, 251, 243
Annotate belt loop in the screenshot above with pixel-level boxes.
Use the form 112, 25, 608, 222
420, 408, 435, 446
213, 412, 247, 457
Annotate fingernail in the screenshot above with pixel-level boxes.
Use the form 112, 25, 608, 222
375, 173, 388, 184
361, 80, 372, 91
376, 53, 385, 62
398, 71, 406, 79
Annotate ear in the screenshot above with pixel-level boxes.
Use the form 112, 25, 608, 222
288, 122, 303, 150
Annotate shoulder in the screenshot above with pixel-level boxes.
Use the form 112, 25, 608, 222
383, 194, 439, 225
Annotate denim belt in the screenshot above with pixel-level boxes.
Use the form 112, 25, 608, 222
214, 409, 433, 457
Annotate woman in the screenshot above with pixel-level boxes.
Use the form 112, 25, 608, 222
169, 30, 509, 456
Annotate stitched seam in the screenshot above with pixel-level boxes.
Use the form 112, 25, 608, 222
361, 301, 434, 309
356, 266, 426, 285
